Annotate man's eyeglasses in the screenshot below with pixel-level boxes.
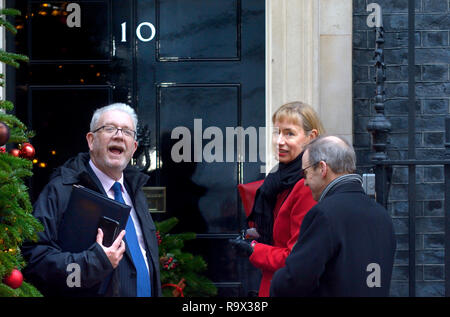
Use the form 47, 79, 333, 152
300, 161, 321, 178
92, 125, 136, 139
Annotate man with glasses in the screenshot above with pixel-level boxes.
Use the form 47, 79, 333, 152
270, 136, 396, 297
22, 103, 161, 297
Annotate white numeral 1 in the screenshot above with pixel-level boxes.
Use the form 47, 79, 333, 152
121, 22, 127, 42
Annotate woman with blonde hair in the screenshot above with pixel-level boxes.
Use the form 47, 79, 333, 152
231, 101, 325, 297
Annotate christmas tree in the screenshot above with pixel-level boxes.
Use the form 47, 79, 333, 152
0, 8, 44, 297
156, 217, 217, 297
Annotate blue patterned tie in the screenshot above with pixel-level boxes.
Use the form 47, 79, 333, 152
112, 182, 151, 297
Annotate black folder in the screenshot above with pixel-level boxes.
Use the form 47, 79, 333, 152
57, 184, 131, 253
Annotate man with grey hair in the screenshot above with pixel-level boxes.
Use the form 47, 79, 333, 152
23, 103, 161, 297
270, 136, 396, 297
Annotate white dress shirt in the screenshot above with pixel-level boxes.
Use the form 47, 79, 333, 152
89, 160, 149, 272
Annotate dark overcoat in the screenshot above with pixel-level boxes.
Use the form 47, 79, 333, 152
270, 181, 396, 297
22, 152, 162, 297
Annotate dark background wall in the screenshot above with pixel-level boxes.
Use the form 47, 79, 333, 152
353, 0, 450, 296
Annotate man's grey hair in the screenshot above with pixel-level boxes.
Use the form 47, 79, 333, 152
305, 135, 356, 174
90, 103, 138, 132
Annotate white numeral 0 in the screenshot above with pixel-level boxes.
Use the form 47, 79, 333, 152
121, 22, 156, 42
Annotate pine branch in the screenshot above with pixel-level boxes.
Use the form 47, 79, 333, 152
0, 17, 17, 35
15, 281, 44, 297
0, 154, 32, 173
0, 113, 34, 143
0, 8, 21, 17
0, 50, 29, 68
0, 158, 12, 175
0, 282, 16, 297
157, 217, 217, 297
155, 217, 179, 233
0, 112, 26, 130
0, 247, 19, 277
0, 100, 14, 113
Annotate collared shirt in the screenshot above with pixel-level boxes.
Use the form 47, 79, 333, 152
89, 160, 149, 272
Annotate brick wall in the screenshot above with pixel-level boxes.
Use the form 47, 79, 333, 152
353, 0, 450, 296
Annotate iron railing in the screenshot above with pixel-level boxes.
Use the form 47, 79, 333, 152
367, 0, 450, 297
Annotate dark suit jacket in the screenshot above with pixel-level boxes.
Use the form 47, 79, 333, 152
22, 152, 162, 297
270, 181, 396, 297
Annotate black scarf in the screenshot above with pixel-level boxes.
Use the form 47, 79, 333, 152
247, 152, 304, 245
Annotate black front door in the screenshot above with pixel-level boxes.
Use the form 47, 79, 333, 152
11, 0, 265, 296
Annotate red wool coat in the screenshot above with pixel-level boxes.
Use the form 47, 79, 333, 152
239, 178, 316, 297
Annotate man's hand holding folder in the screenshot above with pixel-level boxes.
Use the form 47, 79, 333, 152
96, 228, 126, 268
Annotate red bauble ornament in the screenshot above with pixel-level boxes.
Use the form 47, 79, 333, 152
0, 122, 10, 146
9, 148, 20, 157
3, 268, 23, 289
19, 143, 35, 160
